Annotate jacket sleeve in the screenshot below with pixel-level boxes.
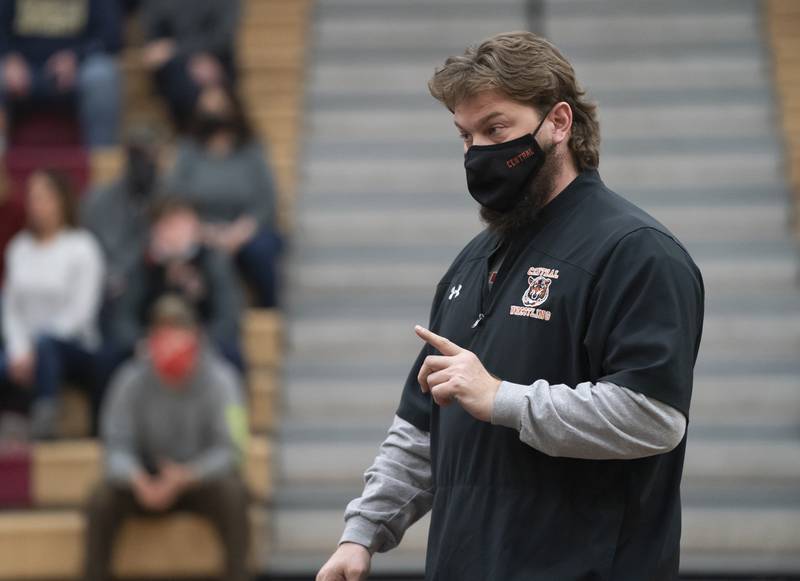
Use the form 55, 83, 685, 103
110, 257, 148, 348
339, 415, 434, 554
139, 0, 168, 42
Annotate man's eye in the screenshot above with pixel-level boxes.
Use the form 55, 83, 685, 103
488, 126, 504, 136
460, 134, 471, 143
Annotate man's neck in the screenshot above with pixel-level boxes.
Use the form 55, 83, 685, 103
542, 158, 580, 207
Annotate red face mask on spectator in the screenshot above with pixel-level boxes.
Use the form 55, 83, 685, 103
148, 327, 200, 386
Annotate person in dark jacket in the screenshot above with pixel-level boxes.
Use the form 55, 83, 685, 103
318, 32, 704, 581
82, 127, 162, 330
0, 0, 122, 146
109, 197, 244, 370
139, 0, 240, 130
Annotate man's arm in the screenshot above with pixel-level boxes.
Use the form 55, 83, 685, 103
101, 363, 145, 484
186, 361, 247, 481
492, 380, 686, 460
339, 414, 433, 554
415, 326, 686, 461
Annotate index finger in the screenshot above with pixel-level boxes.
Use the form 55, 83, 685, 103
414, 325, 463, 356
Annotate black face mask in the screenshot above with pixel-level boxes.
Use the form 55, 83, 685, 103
126, 147, 157, 197
193, 112, 236, 140
464, 110, 551, 212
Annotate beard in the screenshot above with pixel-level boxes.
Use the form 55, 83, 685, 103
479, 143, 561, 239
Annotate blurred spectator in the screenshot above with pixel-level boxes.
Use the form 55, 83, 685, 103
167, 84, 281, 307
140, 0, 240, 130
0, 0, 122, 147
85, 294, 249, 581
120, 0, 140, 16
0, 168, 104, 439
107, 197, 244, 374
82, 127, 161, 310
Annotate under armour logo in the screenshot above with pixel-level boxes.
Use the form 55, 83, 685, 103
448, 284, 462, 300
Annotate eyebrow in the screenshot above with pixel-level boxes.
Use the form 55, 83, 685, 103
454, 111, 506, 133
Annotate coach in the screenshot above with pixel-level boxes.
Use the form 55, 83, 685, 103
317, 31, 704, 581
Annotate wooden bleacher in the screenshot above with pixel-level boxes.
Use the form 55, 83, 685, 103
0, 0, 311, 578
767, 0, 800, 235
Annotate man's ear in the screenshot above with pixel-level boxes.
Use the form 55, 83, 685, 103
548, 101, 573, 146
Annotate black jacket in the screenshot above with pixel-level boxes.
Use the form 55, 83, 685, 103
398, 170, 704, 581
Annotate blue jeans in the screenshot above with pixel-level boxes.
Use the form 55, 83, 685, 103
0, 53, 121, 146
235, 228, 282, 308
0, 336, 94, 413
33, 335, 95, 401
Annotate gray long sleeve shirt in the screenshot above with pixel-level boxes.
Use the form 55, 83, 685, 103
340, 381, 686, 553
166, 140, 278, 230
101, 348, 247, 484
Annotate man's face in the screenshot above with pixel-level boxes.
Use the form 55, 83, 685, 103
453, 90, 567, 236
150, 210, 200, 261
453, 90, 546, 152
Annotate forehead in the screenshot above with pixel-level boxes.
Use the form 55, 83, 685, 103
453, 90, 537, 127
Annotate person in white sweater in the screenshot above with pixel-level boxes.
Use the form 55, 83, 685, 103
0, 168, 104, 439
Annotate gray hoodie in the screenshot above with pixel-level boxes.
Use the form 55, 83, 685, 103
101, 346, 246, 484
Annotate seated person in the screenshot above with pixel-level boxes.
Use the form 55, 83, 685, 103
0, 168, 104, 439
85, 294, 249, 581
0, 0, 122, 147
82, 127, 161, 327
139, 0, 240, 130
166, 84, 281, 307
106, 197, 244, 379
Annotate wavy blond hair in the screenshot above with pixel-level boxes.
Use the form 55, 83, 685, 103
428, 31, 600, 171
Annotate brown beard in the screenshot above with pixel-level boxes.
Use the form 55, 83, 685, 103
479, 143, 561, 239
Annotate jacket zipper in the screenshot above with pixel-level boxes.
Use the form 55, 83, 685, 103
472, 230, 537, 329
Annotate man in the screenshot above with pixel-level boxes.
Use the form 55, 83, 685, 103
0, 0, 122, 147
85, 294, 250, 581
317, 32, 704, 581
109, 197, 244, 370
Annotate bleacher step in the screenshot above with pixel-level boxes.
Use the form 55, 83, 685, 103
0, 509, 269, 580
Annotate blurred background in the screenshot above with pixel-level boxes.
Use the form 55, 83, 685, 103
0, 0, 798, 579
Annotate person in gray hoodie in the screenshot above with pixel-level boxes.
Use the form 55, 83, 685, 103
84, 294, 250, 581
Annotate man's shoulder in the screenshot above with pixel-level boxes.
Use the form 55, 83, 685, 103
589, 185, 676, 240
107, 357, 151, 401
572, 184, 693, 266
202, 350, 243, 399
